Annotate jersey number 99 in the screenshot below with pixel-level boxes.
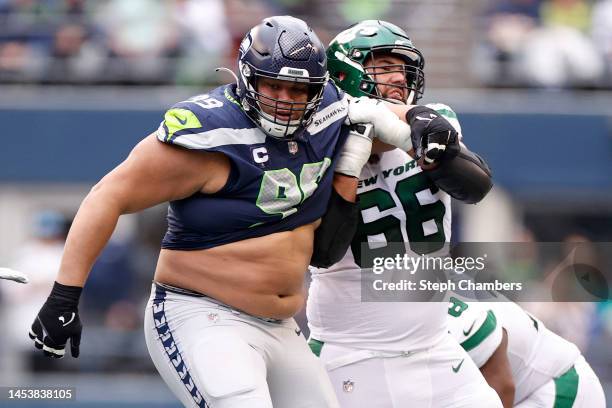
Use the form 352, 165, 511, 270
256, 159, 331, 218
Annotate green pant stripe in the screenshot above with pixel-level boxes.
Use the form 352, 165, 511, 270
554, 365, 579, 408
308, 338, 324, 357
461, 310, 497, 351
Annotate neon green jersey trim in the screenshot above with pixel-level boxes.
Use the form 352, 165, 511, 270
164, 108, 202, 141
224, 87, 241, 107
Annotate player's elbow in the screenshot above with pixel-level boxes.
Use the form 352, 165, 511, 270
85, 177, 130, 216
457, 169, 493, 204
425, 146, 493, 204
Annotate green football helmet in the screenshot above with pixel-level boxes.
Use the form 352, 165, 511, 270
327, 20, 425, 104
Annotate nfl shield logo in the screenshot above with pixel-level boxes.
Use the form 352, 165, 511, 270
342, 380, 354, 393
288, 141, 298, 155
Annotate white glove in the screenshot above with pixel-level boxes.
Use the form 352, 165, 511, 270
0, 268, 29, 283
335, 123, 374, 177
345, 96, 413, 152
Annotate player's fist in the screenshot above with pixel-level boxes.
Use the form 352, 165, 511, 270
29, 282, 82, 358
345, 96, 412, 152
406, 106, 459, 165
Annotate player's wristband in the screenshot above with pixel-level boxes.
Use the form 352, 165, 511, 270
405, 105, 437, 124
335, 124, 374, 178
46, 282, 82, 308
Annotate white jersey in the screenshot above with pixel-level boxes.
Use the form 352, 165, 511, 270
307, 103, 459, 352
447, 300, 582, 405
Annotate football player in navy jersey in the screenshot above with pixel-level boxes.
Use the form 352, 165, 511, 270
26, 16, 436, 408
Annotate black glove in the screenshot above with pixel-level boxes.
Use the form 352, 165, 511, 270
29, 281, 83, 358
406, 106, 460, 165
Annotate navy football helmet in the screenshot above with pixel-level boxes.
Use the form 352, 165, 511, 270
237, 16, 328, 139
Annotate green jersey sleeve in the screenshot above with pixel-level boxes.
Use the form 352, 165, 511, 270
447, 297, 503, 367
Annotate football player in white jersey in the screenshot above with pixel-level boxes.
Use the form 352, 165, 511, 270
447, 298, 606, 407
307, 20, 499, 407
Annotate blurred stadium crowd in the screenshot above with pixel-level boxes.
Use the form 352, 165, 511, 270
1, 0, 612, 88
480, 0, 612, 88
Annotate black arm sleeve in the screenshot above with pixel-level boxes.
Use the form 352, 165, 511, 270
310, 189, 359, 268
425, 145, 493, 204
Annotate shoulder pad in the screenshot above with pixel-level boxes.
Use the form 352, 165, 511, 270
318, 81, 348, 110
157, 88, 262, 150
306, 83, 349, 135
425, 103, 462, 139
330, 81, 346, 99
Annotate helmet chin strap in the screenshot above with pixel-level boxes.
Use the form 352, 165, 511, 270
406, 89, 416, 105
242, 79, 301, 139
251, 79, 304, 138
259, 110, 300, 139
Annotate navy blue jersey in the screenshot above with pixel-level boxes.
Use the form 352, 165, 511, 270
156, 83, 349, 250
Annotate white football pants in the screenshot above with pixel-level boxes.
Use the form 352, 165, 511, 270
312, 333, 503, 408
515, 355, 605, 408
144, 283, 339, 408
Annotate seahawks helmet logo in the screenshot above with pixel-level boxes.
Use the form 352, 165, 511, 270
289, 43, 313, 57
239, 34, 253, 56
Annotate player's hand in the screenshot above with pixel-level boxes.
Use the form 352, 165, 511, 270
406, 106, 459, 165
29, 282, 83, 358
345, 96, 412, 152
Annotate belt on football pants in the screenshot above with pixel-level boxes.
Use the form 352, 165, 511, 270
153, 282, 283, 324
308, 338, 420, 371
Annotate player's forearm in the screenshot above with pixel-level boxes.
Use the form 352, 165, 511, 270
332, 174, 357, 202
425, 146, 492, 204
485, 376, 514, 408
383, 102, 415, 123
310, 175, 359, 268
371, 139, 418, 158
369, 103, 418, 155
480, 331, 515, 408
56, 185, 122, 287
